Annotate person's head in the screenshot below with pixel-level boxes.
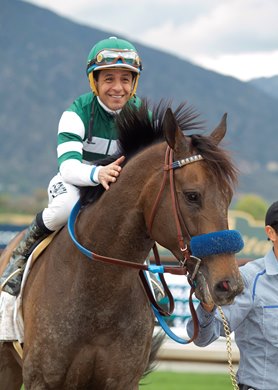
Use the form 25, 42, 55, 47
265, 201, 278, 243
86, 37, 142, 110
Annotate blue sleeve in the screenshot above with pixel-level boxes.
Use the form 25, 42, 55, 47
187, 270, 253, 346
187, 304, 222, 347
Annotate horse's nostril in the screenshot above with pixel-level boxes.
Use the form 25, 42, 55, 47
213, 278, 244, 305
217, 280, 230, 292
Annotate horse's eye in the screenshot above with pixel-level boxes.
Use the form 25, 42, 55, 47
185, 192, 200, 203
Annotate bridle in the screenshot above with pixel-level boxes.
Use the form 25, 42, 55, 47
148, 146, 203, 264
68, 146, 203, 277
68, 145, 204, 341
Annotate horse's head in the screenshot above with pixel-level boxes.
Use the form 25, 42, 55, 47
80, 100, 243, 306
147, 108, 244, 306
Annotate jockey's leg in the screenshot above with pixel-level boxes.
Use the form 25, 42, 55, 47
0, 174, 80, 297
0, 214, 53, 296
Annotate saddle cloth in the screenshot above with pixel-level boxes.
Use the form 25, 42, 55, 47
0, 233, 56, 343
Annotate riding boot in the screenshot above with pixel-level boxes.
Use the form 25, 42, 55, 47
0, 214, 53, 296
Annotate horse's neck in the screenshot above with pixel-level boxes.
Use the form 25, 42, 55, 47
79, 202, 152, 262
77, 146, 165, 263
78, 144, 166, 262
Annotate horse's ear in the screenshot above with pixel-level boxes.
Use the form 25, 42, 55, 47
210, 113, 227, 145
163, 108, 179, 149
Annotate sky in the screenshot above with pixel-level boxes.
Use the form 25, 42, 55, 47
24, 0, 278, 81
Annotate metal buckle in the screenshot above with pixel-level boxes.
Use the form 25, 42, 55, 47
179, 245, 188, 267
189, 255, 202, 281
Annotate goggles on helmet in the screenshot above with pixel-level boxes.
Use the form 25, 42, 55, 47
87, 49, 142, 74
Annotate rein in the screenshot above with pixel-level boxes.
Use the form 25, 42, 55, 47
68, 202, 188, 276
68, 146, 204, 343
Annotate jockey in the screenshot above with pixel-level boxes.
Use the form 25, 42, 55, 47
0, 37, 144, 296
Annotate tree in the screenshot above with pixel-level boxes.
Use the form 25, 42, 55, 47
233, 194, 269, 220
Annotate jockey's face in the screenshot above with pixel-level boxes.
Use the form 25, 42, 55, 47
95, 69, 134, 111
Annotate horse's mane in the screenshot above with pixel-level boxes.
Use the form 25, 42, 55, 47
79, 99, 237, 205
115, 99, 203, 160
189, 132, 238, 198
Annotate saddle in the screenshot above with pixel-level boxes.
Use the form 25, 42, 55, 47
0, 232, 57, 348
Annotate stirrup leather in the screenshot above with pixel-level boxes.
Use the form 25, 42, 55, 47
0, 268, 23, 291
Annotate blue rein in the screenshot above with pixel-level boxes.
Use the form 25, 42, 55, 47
68, 200, 244, 344
68, 200, 167, 274
68, 200, 94, 259
68, 200, 244, 262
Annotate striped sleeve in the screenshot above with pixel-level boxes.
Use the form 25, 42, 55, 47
57, 110, 99, 186
59, 159, 100, 186
57, 111, 85, 167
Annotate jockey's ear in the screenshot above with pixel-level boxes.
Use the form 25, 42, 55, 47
210, 113, 227, 145
265, 225, 278, 243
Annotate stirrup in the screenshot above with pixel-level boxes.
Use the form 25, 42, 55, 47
0, 268, 23, 292
151, 277, 165, 301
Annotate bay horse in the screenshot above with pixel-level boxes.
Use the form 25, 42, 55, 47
0, 100, 244, 389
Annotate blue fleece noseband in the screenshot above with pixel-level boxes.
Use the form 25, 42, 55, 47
190, 230, 244, 258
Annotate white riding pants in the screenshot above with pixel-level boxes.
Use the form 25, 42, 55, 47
42, 173, 80, 231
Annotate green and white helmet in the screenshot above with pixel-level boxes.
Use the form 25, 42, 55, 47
86, 36, 142, 96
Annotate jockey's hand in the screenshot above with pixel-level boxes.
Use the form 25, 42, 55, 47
98, 156, 125, 190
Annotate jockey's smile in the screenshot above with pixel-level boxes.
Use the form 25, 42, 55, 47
95, 69, 134, 111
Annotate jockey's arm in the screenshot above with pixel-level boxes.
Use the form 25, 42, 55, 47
57, 111, 124, 189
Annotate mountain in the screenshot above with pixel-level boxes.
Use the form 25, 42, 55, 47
248, 75, 278, 99
1, 0, 278, 203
